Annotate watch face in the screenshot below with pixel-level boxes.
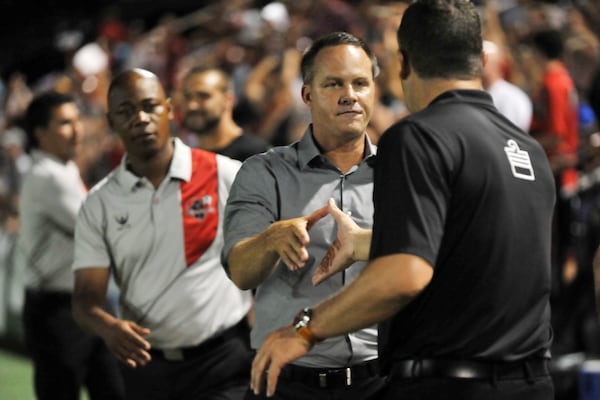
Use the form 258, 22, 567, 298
294, 315, 308, 329
294, 308, 313, 330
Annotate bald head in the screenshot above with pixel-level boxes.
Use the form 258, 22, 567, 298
108, 68, 166, 102
107, 68, 170, 119
106, 68, 173, 160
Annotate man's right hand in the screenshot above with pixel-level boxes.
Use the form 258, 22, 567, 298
264, 204, 329, 271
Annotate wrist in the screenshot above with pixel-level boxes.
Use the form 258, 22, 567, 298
293, 307, 323, 347
262, 224, 280, 254
353, 228, 372, 261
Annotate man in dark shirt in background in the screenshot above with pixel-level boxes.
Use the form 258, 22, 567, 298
180, 66, 269, 162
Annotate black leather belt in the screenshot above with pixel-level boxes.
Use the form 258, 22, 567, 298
150, 318, 248, 362
279, 359, 380, 388
391, 358, 550, 380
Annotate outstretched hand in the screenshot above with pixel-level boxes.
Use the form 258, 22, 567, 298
250, 325, 312, 397
267, 204, 330, 271
312, 198, 370, 286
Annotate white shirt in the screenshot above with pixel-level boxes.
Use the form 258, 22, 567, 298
73, 138, 251, 348
488, 79, 533, 133
18, 150, 87, 292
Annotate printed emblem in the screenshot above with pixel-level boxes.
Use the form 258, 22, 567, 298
504, 140, 535, 181
186, 195, 215, 221
114, 213, 130, 230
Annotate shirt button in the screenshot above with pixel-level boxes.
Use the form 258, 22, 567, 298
345, 210, 352, 216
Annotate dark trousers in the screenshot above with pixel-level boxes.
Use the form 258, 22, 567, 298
120, 325, 253, 400
382, 372, 554, 399
244, 364, 387, 400
23, 289, 125, 400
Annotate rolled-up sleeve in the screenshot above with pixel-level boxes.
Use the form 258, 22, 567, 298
221, 154, 280, 268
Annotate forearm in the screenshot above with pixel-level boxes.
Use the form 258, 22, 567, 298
244, 56, 279, 104
73, 292, 119, 340
72, 267, 118, 340
309, 254, 432, 339
228, 209, 325, 289
228, 231, 280, 290
249, 254, 432, 398
73, 277, 152, 368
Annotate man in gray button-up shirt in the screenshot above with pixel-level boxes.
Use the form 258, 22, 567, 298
222, 32, 386, 400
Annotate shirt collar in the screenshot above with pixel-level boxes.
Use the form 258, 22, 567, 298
169, 137, 192, 182
116, 137, 191, 191
297, 124, 376, 170
31, 149, 71, 166
429, 89, 494, 108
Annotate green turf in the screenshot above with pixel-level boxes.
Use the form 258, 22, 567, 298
0, 348, 35, 399
0, 348, 90, 400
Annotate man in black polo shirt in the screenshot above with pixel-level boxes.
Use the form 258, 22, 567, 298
248, 0, 556, 399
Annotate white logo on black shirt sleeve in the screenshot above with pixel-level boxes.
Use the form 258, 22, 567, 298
504, 140, 535, 181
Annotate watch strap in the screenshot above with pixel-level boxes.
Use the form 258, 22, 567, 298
293, 307, 323, 346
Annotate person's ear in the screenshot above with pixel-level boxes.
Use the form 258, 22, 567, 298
106, 112, 115, 130
481, 49, 488, 69
301, 85, 311, 104
225, 91, 236, 109
399, 50, 411, 80
166, 97, 174, 119
34, 126, 45, 146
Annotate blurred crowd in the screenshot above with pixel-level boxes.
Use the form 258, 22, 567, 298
1, 0, 600, 394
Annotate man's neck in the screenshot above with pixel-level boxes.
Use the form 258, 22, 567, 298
127, 141, 174, 189
411, 78, 483, 112
317, 133, 367, 175
37, 148, 70, 165
196, 120, 242, 151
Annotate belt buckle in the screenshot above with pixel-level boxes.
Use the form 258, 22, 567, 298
318, 368, 352, 388
319, 372, 327, 388
162, 348, 184, 361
